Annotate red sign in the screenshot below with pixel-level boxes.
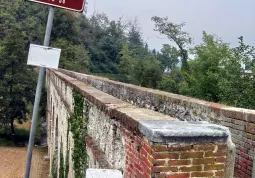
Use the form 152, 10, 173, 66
27, 0, 85, 12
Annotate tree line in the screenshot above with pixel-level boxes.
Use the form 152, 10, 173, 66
0, 0, 255, 139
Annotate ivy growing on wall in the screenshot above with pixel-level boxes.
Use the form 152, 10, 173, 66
51, 90, 90, 178
69, 91, 89, 178
65, 121, 70, 178
59, 142, 65, 178
51, 155, 57, 178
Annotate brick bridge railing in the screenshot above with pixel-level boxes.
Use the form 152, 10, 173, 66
47, 68, 252, 178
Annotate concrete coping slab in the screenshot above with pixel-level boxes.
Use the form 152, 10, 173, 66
139, 120, 230, 143
86, 169, 123, 178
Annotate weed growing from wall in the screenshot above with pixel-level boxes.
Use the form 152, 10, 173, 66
69, 91, 89, 178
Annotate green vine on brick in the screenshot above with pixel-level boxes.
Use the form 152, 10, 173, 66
69, 91, 89, 178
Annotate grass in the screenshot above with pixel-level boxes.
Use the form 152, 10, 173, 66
0, 119, 41, 146
0, 98, 46, 146
0, 138, 13, 146
0, 127, 30, 146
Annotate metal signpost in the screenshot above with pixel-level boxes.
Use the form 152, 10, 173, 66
25, 0, 85, 177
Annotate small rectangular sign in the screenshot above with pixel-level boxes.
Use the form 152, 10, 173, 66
27, 44, 61, 69
27, 0, 85, 12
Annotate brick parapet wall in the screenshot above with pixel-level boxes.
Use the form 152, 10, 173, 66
46, 69, 234, 178
60, 69, 254, 178
124, 129, 229, 178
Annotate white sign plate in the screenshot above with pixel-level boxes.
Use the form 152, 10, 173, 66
27, 44, 61, 69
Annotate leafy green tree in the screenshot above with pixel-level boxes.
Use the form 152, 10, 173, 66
152, 16, 191, 72
51, 9, 79, 43
180, 32, 231, 102
0, 0, 47, 44
0, 28, 36, 136
52, 39, 90, 73
219, 37, 255, 108
0, 1, 15, 40
127, 19, 150, 58
158, 44, 179, 71
85, 13, 127, 73
133, 55, 162, 88
118, 44, 136, 76
157, 75, 179, 93
128, 19, 143, 47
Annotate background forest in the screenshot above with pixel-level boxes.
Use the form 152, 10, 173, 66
1, 0, 255, 141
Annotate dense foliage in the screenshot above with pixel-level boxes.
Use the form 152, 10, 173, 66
1, 0, 255, 140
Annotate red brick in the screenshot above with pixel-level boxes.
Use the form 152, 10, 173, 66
143, 172, 151, 178
217, 145, 227, 152
215, 157, 226, 163
247, 113, 255, 123
193, 145, 215, 151
166, 173, 189, 178
143, 143, 152, 154
126, 151, 133, 158
151, 145, 168, 152
180, 152, 204, 159
167, 145, 192, 152
127, 166, 133, 173
193, 158, 215, 165
191, 172, 214, 177
154, 160, 166, 166
142, 163, 151, 175
246, 123, 255, 134
126, 140, 132, 147
204, 151, 226, 157
209, 102, 223, 116
154, 173, 166, 178
148, 155, 154, 164
134, 167, 143, 177
168, 160, 191, 166
153, 166, 178, 173
124, 129, 132, 137
153, 152, 179, 159
221, 108, 245, 121
215, 171, 225, 176
179, 166, 203, 172
204, 164, 225, 171
134, 136, 142, 145
135, 162, 144, 173
141, 148, 149, 157
143, 156, 153, 168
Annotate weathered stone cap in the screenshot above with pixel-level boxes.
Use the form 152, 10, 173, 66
139, 120, 230, 143
86, 169, 122, 178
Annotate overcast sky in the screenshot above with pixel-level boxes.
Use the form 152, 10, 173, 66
86, 0, 255, 50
